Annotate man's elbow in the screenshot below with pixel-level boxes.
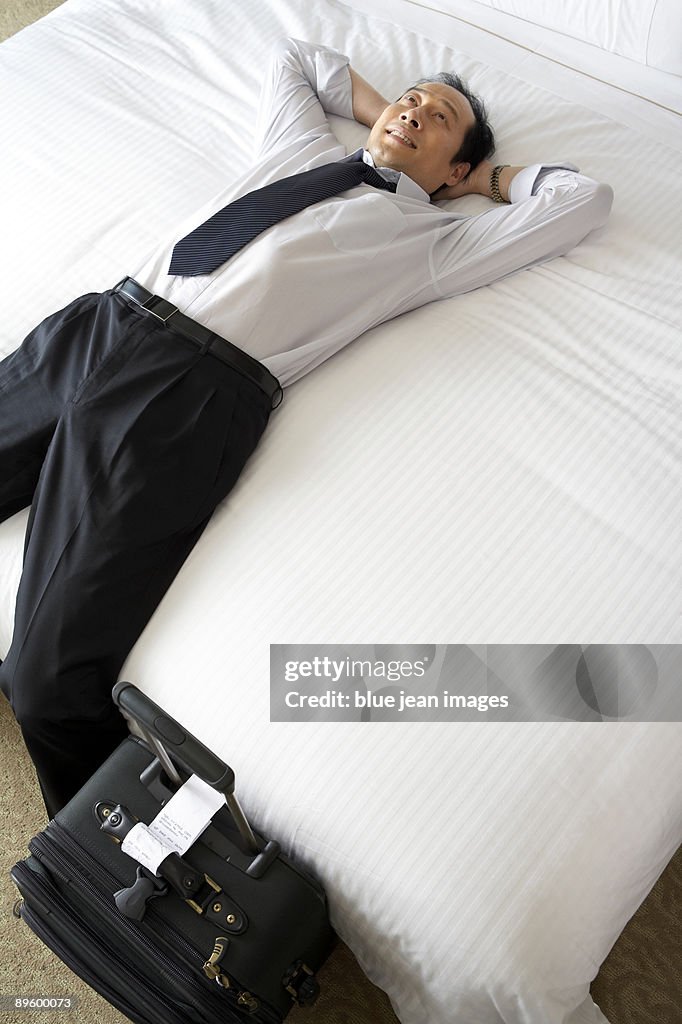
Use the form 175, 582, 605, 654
588, 181, 614, 231
270, 36, 299, 61
548, 178, 614, 258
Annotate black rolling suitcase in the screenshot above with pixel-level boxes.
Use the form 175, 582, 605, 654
11, 681, 336, 1024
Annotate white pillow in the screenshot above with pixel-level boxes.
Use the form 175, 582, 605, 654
442, 0, 682, 75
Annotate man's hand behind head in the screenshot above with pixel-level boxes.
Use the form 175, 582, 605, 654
433, 161, 525, 203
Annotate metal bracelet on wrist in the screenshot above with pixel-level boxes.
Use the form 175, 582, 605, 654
490, 163, 510, 204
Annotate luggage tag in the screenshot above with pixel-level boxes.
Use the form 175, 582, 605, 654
120, 774, 227, 874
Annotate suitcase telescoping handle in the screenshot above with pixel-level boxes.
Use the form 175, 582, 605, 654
111, 680, 259, 854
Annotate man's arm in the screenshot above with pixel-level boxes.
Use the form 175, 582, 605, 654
254, 39, 390, 163
253, 38, 356, 162
348, 67, 389, 128
432, 164, 614, 298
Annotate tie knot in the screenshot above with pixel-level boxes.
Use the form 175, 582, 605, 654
341, 151, 398, 193
358, 161, 398, 194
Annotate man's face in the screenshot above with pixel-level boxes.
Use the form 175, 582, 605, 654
366, 83, 475, 195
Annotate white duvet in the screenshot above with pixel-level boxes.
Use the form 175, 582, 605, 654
1, 1, 680, 1022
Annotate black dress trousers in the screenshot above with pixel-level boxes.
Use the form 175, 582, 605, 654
0, 288, 272, 820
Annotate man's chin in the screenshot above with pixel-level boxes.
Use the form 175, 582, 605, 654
367, 143, 430, 192
369, 148, 407, 177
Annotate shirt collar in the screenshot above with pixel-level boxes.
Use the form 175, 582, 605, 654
355, 148, 431, 204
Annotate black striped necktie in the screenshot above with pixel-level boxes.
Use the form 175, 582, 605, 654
168, 154, 397, 277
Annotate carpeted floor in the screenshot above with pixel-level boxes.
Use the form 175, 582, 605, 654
0, 0, 66, 42
1, 3, 681, 1024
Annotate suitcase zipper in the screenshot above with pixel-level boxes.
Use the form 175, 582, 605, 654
12, 859, 191, 1024
30, 829, 203, 970
34, 824, 202, 965
19, 901, 177, 1024
27, 827, 279, 1023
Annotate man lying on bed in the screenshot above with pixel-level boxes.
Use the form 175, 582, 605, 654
0, 38, 613, 820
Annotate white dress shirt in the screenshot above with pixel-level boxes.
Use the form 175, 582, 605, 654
134, 38, 613, 389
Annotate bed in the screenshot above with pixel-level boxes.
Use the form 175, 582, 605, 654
1, 1, 681, 1022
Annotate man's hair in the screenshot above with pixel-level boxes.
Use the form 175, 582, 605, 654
404, 72, 495, 177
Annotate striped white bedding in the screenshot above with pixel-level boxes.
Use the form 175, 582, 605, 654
1, 1, 680, 1022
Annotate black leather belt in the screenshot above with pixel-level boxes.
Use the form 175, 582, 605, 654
113, 277, 282, 409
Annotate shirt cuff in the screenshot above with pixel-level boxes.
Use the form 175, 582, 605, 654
509, 161, 580, 203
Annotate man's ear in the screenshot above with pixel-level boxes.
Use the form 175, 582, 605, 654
446, 161, 471, 186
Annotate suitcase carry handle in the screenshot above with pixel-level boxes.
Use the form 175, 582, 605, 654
112, 680, 260, 854
113, 680, 235, 794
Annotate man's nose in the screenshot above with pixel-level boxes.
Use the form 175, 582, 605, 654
400, 110, 420, 129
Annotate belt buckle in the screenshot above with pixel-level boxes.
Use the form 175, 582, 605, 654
141, 295, 178, 324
